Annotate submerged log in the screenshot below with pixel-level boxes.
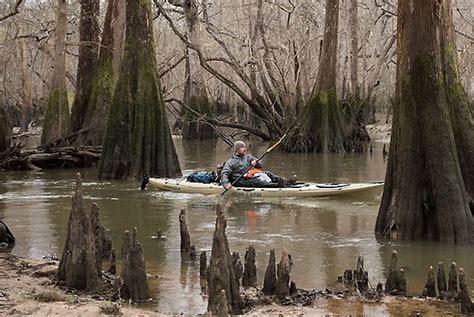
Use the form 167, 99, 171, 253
276, 250, 292, 299
242, 245, 257, 288
437, 262, 447, 298
57, 173, 99, 291
458, 268, 473, 313
262, 249, 276, 295
385, 250, 399, 292
179, 208, 191, 253
232, 252, 243, 288
120, 228, 150, 302
208, 205, 241, 315
447, 262, 458, 299
89, 203, 112, 272
424, 266, 436, 297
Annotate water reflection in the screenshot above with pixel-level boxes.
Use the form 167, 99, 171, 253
0, 139, 473, 315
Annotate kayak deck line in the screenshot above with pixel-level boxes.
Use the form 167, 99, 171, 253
149, 178, 384, 198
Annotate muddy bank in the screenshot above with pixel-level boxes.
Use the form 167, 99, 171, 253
0, 253, 466, 316
0, 253, 158, 316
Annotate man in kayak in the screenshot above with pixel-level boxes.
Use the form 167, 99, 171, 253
221, 141, 296, 190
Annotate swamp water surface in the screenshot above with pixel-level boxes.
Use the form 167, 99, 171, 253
1, 139, 473, 315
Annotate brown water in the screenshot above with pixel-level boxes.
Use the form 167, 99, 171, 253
1, 139, 473, 315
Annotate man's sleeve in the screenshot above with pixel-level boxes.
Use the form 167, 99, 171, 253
248, 154, 262, 168
221, 160, 232, 187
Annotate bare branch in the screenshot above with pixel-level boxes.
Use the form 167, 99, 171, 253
164, 98, 271, 140
159, 55, 186, 77
0, 0, 24, 22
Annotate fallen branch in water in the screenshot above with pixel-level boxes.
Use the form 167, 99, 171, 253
0, 143, 101, 171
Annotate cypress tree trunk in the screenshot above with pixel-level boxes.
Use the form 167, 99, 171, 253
0, 107, 11, 152
80, 0, 116, 145
349, 0, 359, 100
70, 0, 100, 133
282, 0, 347, 153
375, 0, 474, 243
98, 0, 181, 180
181, 0, 216, 140
41, 0, 70, 144
17, 27, 33, 133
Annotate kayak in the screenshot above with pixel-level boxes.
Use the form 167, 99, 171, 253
148, 178, 384, 198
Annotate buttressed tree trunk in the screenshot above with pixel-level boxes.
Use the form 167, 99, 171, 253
181, 0, 216, 140
70, 0, 100, 133
375, 0, 474, 243
80, 0, 116, 145
41, 0, 70, 144
98, 0, 181, 180
282, 0, 347, 153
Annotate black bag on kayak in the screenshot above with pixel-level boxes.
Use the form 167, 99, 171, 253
187, 171, 217, 184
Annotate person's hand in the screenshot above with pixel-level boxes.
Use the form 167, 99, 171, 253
251, 160, 257, 166
225, 183, 232, 190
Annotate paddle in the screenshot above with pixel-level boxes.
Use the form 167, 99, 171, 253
220, 133, 289, 196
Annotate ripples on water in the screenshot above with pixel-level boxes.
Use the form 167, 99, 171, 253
0, 140, 473, 315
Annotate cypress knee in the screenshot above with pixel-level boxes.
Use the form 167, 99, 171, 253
232, 252, 243, 287
275, 250, 292, 299
458, 268, 473, 313
120, 228, 150, 301
385, 250, 399, 292
179, 209, 191, 252
217, 290, 229, 317
89, 203, 112, 272
200, 251, 207, 278
107, 249, 116, 275
448, 262, 458, 299
398, 269, 407, 295
242, 245, 257, 287
437, 262, 447, 298
200, 251, 207, 290
425, 266, 436, 297
207, 205, 241, 315
263, 249, 276, 295
57, 173, 99, 291
355, 255, 368, 293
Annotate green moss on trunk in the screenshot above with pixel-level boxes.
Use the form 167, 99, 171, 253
375, 1, 473, 243
41, 88, 70, 144
80, 0, 116, 145
282, 89, 347, 153
98, 0, 181, 180
70, 0, 100, 133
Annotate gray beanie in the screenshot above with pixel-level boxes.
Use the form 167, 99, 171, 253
233, 140, 246, 152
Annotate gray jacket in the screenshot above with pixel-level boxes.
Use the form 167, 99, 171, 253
221, 153, 262, 187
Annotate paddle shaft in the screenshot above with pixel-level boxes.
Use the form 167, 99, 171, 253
220, 133, 287, 196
